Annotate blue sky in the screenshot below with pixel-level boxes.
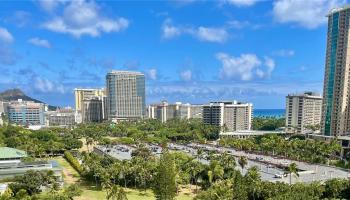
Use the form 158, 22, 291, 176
0, 0, 345, 108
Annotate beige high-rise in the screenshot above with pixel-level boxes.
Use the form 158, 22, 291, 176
321, 5, 350, 136
285, 92, 322, 134
74, 88, 105, 112
203, 101, 252, 132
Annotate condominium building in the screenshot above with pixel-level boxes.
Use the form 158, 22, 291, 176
106, 71, 145, 121
74, 88, 107, 121
81, 98, 103, 123
203, 101, 252, 132
74, 88, 105, 110
0, 101, 8, 114
45, 107, 75, 127
147, 101, 203, 122
321, 5, 350, 136
7, 99, 46, 126
285, 92, 322, 134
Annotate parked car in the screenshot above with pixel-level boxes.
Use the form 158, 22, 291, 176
274, 173, 283, 178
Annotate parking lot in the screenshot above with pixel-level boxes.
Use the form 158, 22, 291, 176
94, 143, 350, 184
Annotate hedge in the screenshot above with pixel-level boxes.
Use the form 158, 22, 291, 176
64, 151, 83, 174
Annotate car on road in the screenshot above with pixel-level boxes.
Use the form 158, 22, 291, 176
274, 173, 283, 178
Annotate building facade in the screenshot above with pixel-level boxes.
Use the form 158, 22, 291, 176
74, 88, 105, 112
81, 98, 103, 123
7, 100, 46, 126
147, 101, 203, 122
74, 88, 107, 122
321, 5, 350, 136
106, 71, 145, 121
203, 101, 252, 132
45, 107, 75, 127
285, 92, 322, 134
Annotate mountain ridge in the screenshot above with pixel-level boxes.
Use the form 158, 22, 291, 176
0, 88, 58, 110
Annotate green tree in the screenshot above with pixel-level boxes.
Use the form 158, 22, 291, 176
153, 151, 177, 200
238, 156, 248, 174
285, 163, 299, 185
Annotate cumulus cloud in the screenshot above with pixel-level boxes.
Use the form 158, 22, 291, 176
161, 19, 228, 43
5, 11, 31, 27
35, 77, 66, 94
223, 0, 258, 7
180, 70, 192, 81
42, 0, 129, 38
196, 27, 228, 43
28, 37, 51, 48
216, 53, 276, 81
0, 27, 14, 43
162, 19, 182, 39
37, 0, 60, 12
272, 49, 295, 57
148, 69, 157, 80
273, 0, 344, 29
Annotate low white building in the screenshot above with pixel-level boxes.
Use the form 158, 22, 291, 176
219, 130, 285, 139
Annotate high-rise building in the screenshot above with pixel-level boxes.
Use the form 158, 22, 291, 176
74, 88, 105, 112
285, 92, 322, 134
147, 101, 203, 122
321, 6, 350, 136
7, 99, 46, 126
106, 71, 145, 121
45, 107, 75, 127
81, 98, 103, 123
203, 101, 252, 132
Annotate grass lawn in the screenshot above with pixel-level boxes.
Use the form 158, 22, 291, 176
77, 187, 194, 200
54, 156, 195, 200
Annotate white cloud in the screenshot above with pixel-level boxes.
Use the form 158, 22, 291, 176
196, 27, 228, 43
42, 0, 129, 38
38, 0, 60, 12
216, 53, 276, 81
28, 37, 51, 48
162, 19, 182, 39
0, 27, 14, 43
180, 70, 192, 81
161, 19, 228, 43
223, 0, 258, 7
148, 69, 157, 80
273, 0, 344, 29
35, 77, 65, 94
272, 49, 295, 57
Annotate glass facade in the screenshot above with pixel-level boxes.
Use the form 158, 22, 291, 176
106, 71, 145, 120
324, 12, 339, 136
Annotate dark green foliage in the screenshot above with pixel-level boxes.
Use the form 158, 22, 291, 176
8, 170, 58, 196
153, 151, 177, 200
64, 151, 83, 174
253, 117, 285, 130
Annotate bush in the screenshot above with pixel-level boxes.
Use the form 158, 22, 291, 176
64, 151, 83, 174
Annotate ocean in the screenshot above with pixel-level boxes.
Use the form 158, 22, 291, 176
254, 109, 285, 118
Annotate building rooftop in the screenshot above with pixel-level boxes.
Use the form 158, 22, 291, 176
108, 70, 144, 75
327, 4, 350, 16
287, 91, 322, 98
220, 130, 284, 136
0, 147, 27, 159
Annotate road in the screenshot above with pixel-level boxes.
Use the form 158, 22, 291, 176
188, 143, 349, 184
94, 143, 350, 184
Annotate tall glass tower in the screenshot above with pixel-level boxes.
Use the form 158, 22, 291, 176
322, 5, 350, 136
106, 71, 145, 121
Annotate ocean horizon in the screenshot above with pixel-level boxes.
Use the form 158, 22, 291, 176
254, 109, 285, 118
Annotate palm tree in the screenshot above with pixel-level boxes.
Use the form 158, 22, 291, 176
86, 137, 94, 152
285, 163, 299, 184
107, 185, 128, 200
238, 156, 248, 174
